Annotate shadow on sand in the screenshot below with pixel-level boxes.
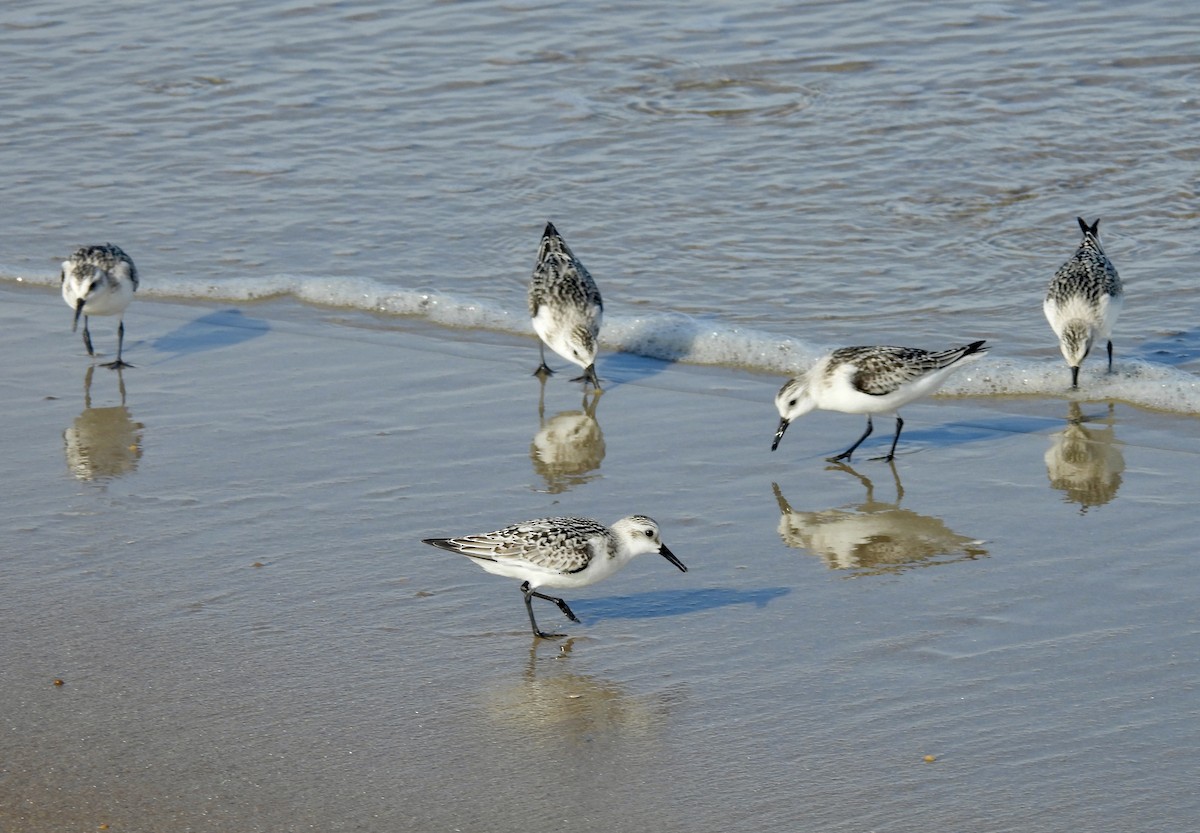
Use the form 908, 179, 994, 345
571, 586, 790, 623
152, 309, 269, 359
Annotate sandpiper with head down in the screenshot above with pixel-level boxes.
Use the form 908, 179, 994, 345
528, 222, 604, 390
1044, 217, 1123, 389
772, 341, 988, 463
61, 243, 139, 369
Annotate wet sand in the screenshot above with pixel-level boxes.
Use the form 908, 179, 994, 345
2, 282, 1197, 832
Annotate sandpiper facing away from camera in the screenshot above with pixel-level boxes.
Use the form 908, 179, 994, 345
529, 222, 604, 390
1044, 217, 1123, 389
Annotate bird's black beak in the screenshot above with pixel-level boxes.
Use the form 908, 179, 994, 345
771, 417, 790, 451
72, 298, 85, 332
659, 543, 687, 573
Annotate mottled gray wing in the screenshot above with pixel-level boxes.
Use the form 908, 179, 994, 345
528, 249, 556, 316
451, 517, 604, 574
529, 226, 603, 317
1048, 256, 1110, 305
838, 345, 979, 397
1097, 251, 1121, 297
1048, 232, 1120, 304
831, 346, 925, 396
126, 254, 140, 292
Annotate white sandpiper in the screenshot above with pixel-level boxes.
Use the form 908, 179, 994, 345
772, 341, 988, 462
1043, 217, 1123, 389
423, 515, 686, 638
529, 221, 604, 390
61, 243, 139, 369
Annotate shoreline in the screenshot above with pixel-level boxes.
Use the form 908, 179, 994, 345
6, 276, 1197, 414
2, 282, 1197, 832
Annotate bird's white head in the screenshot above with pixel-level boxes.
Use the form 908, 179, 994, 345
611, 515, 687, 572
569, 323, 597, 366
772, 377, 816, 451
1058, 319, 1094, 370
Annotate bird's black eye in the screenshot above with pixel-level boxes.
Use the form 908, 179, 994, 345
788, 399, 797, 407
644, 529, 654, 537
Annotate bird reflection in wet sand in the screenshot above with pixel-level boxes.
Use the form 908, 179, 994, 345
772, 464, 986, 575
1045, 401, 1124, 513
531, 380, 605, 493
484, 639, 674, 743
63, 366, 144, 481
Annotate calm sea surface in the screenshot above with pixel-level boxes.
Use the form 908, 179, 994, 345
3, 0, 1199, 378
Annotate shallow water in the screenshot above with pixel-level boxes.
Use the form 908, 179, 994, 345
3, 0, 1199, 407
3, 286, 1199, 832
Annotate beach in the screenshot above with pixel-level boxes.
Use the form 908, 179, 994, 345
2, 282, 1197, 831
4, 2, 1200, 827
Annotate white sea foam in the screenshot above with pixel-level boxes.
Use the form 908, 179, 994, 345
9, 269, 1199, 414
938, 354, 1200, 414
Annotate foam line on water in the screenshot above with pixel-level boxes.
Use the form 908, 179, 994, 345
7, 269, 1199, 413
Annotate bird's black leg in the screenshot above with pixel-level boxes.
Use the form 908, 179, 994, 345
81, 316, 95, 357
101, 319, 134, 370
534, 342, 554, 379
521, 583, 553, 638
871, 415, 903, 462
521, 581, 571, 639
1106, 340, 1114, 373
1070, 365, 1080, 389
570, 363, 602, 392
829, 416, 874, 463
528, 586, 579, 623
